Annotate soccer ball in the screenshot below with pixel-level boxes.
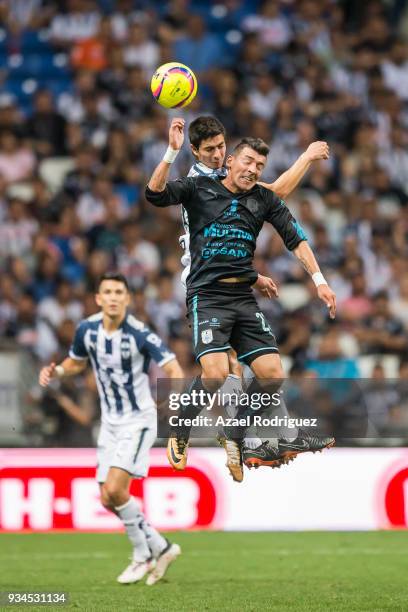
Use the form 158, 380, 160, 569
151, 62, 197, 109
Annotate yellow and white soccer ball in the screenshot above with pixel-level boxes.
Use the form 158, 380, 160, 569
151, 62, 197, 109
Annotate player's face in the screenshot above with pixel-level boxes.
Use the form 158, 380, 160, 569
227, 147, 266, 191
192, 134, 226, 169
95, 280, 130, 318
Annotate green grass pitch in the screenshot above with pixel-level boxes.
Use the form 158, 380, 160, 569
1, 532, 407, 611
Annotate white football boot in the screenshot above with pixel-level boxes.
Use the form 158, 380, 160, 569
117, 558, 156, 584
146, 543, 181, 586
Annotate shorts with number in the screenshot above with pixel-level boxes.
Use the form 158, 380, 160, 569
96, 412, 157, 482
187, 282, 279, 365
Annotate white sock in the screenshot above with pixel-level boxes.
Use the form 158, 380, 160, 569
243, 436, 262, 449
115, 497, 151, 562
139, 517, 168, 558
221, 374, 242, 418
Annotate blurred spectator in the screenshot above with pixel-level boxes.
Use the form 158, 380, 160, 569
381, 39, 408, 101
306, 326, 360, 378
355, 291, 408, 355
248, 73, 282, 121
76, 174, 125, 231
25, 90, 67, 157
148, 271, 183, 341
32, 370, 97, 446
57, 70, 98, 123
362, 362, 401, 434
0, 0, 54, 32
242, 0, 292, 50
0, 95, 23, 136
123, 21, 159, 75
0, 197, 39, 258
391, 272, 408, 328
110, 0, 144, 42
278, 310, 311, 363
0, 131, 35, 184
37, 279, 83, 329
71, 14, 113, 72
338, 273, 372, 323
49, 0, 100, 46
63, 145, 98, 200
115, 220, 160, 289
174, 15, 224, 72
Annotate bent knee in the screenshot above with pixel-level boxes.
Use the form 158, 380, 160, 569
252, 357, 285, 382
101, 483, 127, 509
201, 366, 229, 387
100, 487, 115, 510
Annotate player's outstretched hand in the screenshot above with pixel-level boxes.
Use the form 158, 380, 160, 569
39, 362, 56, 387
317, 284, 336, 319
305, 141, 329, 161
253, 274, 279, 298
169, 117, 185, 150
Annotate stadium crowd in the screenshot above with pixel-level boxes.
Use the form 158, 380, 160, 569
0, 0, 408, 445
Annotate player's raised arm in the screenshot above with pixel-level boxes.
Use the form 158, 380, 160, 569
259, 141, 329, 199
145, 118, 195, 207
39, 357, 88, 387
148, 118, 185, 192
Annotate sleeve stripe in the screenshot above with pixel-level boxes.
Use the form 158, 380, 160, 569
69, 351, 88, 361
158, 354, 176, 367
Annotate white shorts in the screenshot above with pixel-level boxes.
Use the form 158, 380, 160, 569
96, 413, 157, 482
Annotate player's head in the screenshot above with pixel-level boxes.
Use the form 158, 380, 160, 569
96, 272, 130, 318
225, 138, 269, 191
188, 116, 226, 169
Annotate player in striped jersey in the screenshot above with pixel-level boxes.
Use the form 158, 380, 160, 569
176, 116, 330, 482
39, 273, 182, 586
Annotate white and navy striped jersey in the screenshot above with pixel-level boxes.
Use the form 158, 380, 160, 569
69, 312, 175, 425
179, 162, 227, 288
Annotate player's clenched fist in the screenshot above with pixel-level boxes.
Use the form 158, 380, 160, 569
305, 141, 330, 161
317, 284, 336, 319
169, 118, 185, 151
39, 362, 56, 387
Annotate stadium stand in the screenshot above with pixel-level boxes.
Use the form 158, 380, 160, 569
0, 0, 408, 445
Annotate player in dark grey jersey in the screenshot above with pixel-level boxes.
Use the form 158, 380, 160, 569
146, 118, 336, 474
180, 116, 331, 482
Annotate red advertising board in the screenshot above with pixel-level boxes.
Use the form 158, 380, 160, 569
0, 449, 221, 531
1, 448, 408, 531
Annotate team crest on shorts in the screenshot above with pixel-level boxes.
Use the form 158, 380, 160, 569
201, 329, 213, 344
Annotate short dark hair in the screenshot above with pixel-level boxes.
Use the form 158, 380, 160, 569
232, 137, 269, 157
188, 116, 226, 149
97, 272, 129, 291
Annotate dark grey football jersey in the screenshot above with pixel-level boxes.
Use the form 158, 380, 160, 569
146, 176, 307, 296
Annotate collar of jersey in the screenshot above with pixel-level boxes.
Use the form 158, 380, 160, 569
217, 180, 259, 197
196, 162, 227, 177
100, 312, 127, 337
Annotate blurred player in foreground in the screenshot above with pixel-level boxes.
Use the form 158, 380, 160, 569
179, 115, 331, 480
146, 120, 336, 479
39, 272, 182, 585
